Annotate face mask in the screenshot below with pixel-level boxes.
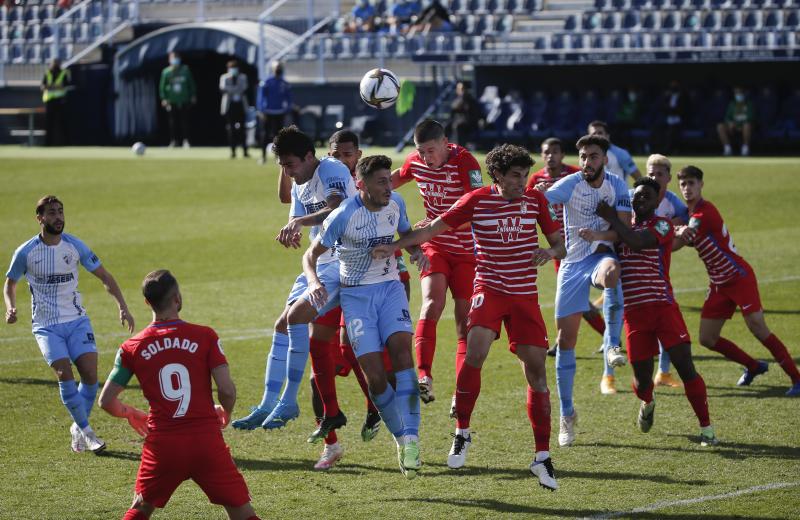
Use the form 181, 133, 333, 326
230, 68, 238, 75
170, 58, 181, 66
628, 92, 637, 102
735, 93, 745, 102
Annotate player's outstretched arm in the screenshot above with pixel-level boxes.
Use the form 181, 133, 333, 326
211, 364, 236, 428
372, 217, 452, 260
90, 266, 134, 333
3, 277, 17, 324
99, 380, 149, 437
533, 231, 567, 266
596, 202, 657, 252
391, 168, 411, 189
302, 239, 331, 309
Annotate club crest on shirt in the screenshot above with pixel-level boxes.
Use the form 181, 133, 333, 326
63, 253, 73, 265
388, 213, 395, 226
654, 220, 670, 237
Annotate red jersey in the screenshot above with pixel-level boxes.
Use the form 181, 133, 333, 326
526, 165, 579, 236
398, 143, 483, 255
618, 216, 676, 308
688, 199, 750, 285
441, 185, 559, 297
117, 320, 228, 435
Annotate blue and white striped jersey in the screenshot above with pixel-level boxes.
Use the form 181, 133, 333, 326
546, 171, 632, 263
5, 233, 102, 329
290, 156, 357, 265
607, 144, 638, 182
320, 193, 411, 286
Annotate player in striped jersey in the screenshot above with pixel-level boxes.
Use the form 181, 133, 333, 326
392, 120, 483, 406
675, 166, 800, 396
375, 144, 566, 491
588, 177, 718, 445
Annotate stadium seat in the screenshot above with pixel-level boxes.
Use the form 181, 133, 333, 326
302, 38, 319, 60
40, 23, 53, 42
612, 0, 630, 9
672, 32, 689, 47
786, 10, 799, 27
89, 21, 103, 40
571, 34, 586, 49
10, 42, 23, 63
592, 34, 610, 48
690, 0, 709, 7
763, 10, 781, 28
564, 14, 577, 30
338, 36, 353, 58
661, 12, 677, 29
694, 32, 712, 47
642, 12, 659, 29
722, 11, 741, 29
622, 11, 640, 29
498, 13, 513, 32
297, 105, 321, 142
742, 11, 761, 29
602, 12, 619, 30
701, 11, 720, 29
668, 0, 688, 9
24, 5, 40, 23
533, 35, 548, 49
41, 43, 52, 63
631, 0, 650, 8
594, 0, 608, 9
713, 32, 732, 47
356, 35, 373, 58
734, 31, 754, 46
629, 33, 645, 47
10, 23, 24, 42
551, 33, 565, 49
24, 43, 41, 63
472, 0, 490, 14
7, 6, 21, 23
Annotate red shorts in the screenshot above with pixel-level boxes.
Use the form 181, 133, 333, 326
136, 431, 250, 508
701, 269, 762, 320
315, 306, 342, 328
420, 243, 476, 300
466, 288, 549, 352
625, 303, 691, 363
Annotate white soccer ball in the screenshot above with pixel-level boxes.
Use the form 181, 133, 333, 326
359, 68, 400, 110
131, 142, 146, 156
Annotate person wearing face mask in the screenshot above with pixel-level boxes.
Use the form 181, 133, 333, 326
219, 60, 250, 159
159, 51, 197, 148
717, 86, 754, 157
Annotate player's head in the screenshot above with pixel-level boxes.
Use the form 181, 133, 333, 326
587, 120, 611, 142
485, 144, 534, 199
677, 165, 704, 203
540, 137, 566, 171
273, 125, 316, 182
646, 154, 672, 196
356, 155, 393, 207
35, 195, 64, 235
576, 134, 609, 183
328, 129, 362, 175
631, 177, 661, 221
142, 269, 182, 315
413, 119, 449, 170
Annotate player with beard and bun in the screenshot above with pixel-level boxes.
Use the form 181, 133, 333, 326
582, 178, 718, 446
392, 119, 483, 408
374, 144, 566, 490
99, 270, 261, 520
675, 166, 800, 396
4, 195, 135, 455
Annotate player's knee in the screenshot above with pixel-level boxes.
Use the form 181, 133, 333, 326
274, 316, 288, 333
744, 315, 770, 341
419, 298, 445, 320
698, 333, 717, 349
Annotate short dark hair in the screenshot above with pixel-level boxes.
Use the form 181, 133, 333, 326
169, 51, 181, 59
329, 129, 359, 149
142, 270, 179, 313
36, 195, 62, 215
485, 144, 534, 182
677, 165, 704, 181
588, 120, 609, 133
227, 59, 238, 68
541, 137, 564, 152
356, 155, 392, 181
414, 119, 445, 144
273, 125, 315, 159
576, 134, 610, 154
633, 176, 661, 195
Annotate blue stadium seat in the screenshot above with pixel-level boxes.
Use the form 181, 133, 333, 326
592, 34, 609, 48
571, 34, 586, 49
786, 10, 799, 27
602, 13, 619, 30
7, 6, 21, 23
611, 34, 626, 47
24, 5, 39, 23
40, 23, 53, 42
661, 12, 677, 29
622, 11, 640, 29
629, 33, 645, 47
651, 32, 669, 47
693, 32, 712, 47
631, 0, 650, 8
763, 10, 781, 28
713, 32, 732, 47
734, 31, 754, 46
25, 43, 41, 64
594, 0, 608, 9
650, 0, 667, 8
742, 11, 761, 29
642, 12, 659, 29
612, 0, 629, 9
24, 23, 40, 42
472, 0, 490, 14
549, 91, 577, 140
722, 11, 740, 29
89, 21, 103, 40
41, 43, 52, 63
701, 11, 719, 29
534, 36, 547, 49
690, 0, 708, 7
10, 42, 23, 63
0, 24, 8, 43
564, 14, 577, 30
669, 0, 688, 9
498, 13, 514, 32
672, 32, 689, 47
551, 33, 565, 49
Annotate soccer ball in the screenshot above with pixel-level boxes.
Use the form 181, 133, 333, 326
132, 142, 146, 156
359, 68, 400, 110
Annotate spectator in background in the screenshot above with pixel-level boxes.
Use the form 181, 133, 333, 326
219, 59, 249, 159
448, 81, 481, 149
41, 58, 71, 146
615, 88, 641, 146
717, 86, 754, 157
345, 0, 377, 33
388, 0, 421, 34
256, 60, 293, 165
159, 51, 196, 148
659, 80, 686, 154
408, 1, 452, 35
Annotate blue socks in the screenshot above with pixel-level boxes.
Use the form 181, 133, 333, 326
394, 368, 421, 438
555, 348, 576, 417
659, 344, 672, 374
371, 385, 404, 440
281, 324, 310, 407
259, 332, 289, 410
59, 380, 88, 429
78, 381, 98, 417
603, 285, 624, 348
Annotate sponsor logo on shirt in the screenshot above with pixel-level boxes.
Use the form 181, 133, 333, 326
425, 183, 446, 207
303, 200, 327, 213
43, 273, 75, 284
497, 217, 522, 243
367, 235, 395, 247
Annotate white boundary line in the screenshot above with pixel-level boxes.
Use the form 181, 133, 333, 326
582, 481, 800, 519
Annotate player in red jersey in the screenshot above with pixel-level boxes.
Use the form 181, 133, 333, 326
98, 270, 260, 520
528, 137, 606, 356
586, 178, 718, 445
675, 166, 800, 396
392, 119, 483, 406
376, 144, 566, 490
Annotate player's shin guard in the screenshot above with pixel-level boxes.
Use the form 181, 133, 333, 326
708, 337, 759, 370
394, 368, 421, 438
59, 380, 89, 429
455, 338, 467, 376
260, 332, 289, 410
602, 285, 623, 348
760, 334, 800, 383
632, 380, 654, 404
309, 337, 340, 417
371, 386, 404, 440
282, 324, 311, 406
78, 381, 98, 417
122, 509, 149, 520
414, 319, 437, 379
455, 363, 482, 429
658, 346, 672, 374
527, 387, 551, 452
555, 349, 576, 417
683, 374, 711, 428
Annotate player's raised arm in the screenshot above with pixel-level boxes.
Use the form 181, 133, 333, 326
90, 266, 135, 333
302, 238, 331, 309
278, 170, 293, 204
372, 217, 452, 260
211, 364, 236, 428
3, 277, 18, 324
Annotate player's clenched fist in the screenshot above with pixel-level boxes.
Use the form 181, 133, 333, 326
306, 281, 328, 310
5, 307, 17, 324
215, 405, 231, 429
276, 219, 303, 248
371, 244, 396, 260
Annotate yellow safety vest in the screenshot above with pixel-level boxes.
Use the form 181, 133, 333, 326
43, 69, 69, 103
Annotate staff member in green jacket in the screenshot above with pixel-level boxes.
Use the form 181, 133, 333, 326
159, 51, 196, 148
41, 58, 71, 146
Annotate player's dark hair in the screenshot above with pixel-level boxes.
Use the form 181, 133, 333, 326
356, 155, 392, 180
541, 137, 564, 152
587, 120, 609, 133
414, 119, 445, 144
272, 125, 315, 159
633, 177, 661, 195
142, 270, 179, 313
329, 129, 359, 149
36, 195, 62, 215
576, 134, 610, 154
485, 144, 534, 182
677, 165, 704, 181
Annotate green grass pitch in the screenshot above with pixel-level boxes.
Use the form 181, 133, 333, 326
0, 146, 798, 519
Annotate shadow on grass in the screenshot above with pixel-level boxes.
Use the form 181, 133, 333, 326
233, 456, 403, 476
0, 377, 140, 390
593, 439, 800, 461
97, 450, 141, 462
682, 305, 800, 315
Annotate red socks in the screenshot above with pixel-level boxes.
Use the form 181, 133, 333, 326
415, 319, 438, 379
684, 375, 710, 428
455, 337, 467, 376
526, 387, 551, 453
761, 334, 800, 384
455, 362, 481, 429
309, 338, 340, 418
709, 337, 759, 370
340, 341, 377, 413
122, 510, 148, 520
